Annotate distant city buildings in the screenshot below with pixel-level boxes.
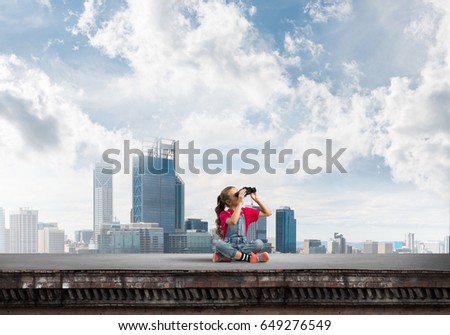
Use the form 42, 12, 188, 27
363, 240, 378, 254
378, 242, 394, 254
304, 239, 326, 254
417, 241, 444, 254
167, 231, 212, 253
93, 161, 114, 245
276, 206, 297, 253
98, 223, 164, 254
185, 218, 208, 232
326, 233, 347, 254
75, 229, 94, 245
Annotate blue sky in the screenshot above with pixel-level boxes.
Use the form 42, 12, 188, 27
0, 0, 449, 244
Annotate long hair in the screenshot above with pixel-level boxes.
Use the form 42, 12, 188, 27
215, 186, 234, 239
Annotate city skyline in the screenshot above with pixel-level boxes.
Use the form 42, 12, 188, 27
0, 1, 449, 243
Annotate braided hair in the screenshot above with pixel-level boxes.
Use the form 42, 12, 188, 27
215, 186, 234, 239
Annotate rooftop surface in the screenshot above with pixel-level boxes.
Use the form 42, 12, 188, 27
1, 253, 450, 271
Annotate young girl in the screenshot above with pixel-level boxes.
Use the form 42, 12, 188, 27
213, 186, 272, 263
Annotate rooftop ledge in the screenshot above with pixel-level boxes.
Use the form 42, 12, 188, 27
1, 254, 450, 314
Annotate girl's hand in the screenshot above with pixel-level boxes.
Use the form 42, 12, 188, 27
250, 192, 259, 201
238, 189, 247, 205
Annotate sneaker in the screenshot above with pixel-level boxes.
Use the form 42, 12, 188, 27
212, 252, 232, 263
250, 252, 269, 263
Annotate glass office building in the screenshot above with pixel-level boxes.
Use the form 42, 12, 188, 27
131, 139, 185, 251
275, 206, 297, 253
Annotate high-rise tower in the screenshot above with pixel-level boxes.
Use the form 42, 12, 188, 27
93, 162, 113, 245
275, 206, 297, 253
131, 138, 185, 251
9, 208, 38, 253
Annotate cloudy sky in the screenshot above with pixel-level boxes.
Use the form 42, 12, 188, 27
0, 0, 449, 243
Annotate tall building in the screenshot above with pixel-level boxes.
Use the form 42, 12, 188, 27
93, 161, 113, 245
334, 233, 346, 254
445, 236, 450, 254
275, 206, 297, 253
9, 208, 38, 254
326, 239, 339, 254
131, 139, 185, 251
407, 233, 415, 254
0, 207, 5, 253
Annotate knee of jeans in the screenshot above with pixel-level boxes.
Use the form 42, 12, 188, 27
215, 240, 226, 250
253, 239, 264, 251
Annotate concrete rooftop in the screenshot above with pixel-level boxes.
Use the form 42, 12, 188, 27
1, 254, 450, 314
1, 253, 450, 271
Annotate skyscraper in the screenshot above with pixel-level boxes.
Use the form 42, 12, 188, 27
93, 161, 113, 245
407, 233, 415, 254
131, 138, 185, 251
9, 208, 38, 253
0, 207, 5, 253
276, 206, 297, 253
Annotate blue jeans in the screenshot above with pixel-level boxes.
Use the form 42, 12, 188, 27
215, 238, 264, 259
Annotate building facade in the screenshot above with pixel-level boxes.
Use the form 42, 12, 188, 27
131, 139, 185, 251
93, 162, 113, 245
363, 240, 379, 254
378, 242, 394, 254
38, 227, 65, 253
9, 208, 38, 254
185, 218, 208, 232
276, 206, 297, 253
0, 207, 5, 253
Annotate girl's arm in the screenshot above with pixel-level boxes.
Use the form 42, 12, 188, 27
250, 193, 272, 217
226, 189, 246, 225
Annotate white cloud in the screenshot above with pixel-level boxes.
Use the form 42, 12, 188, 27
73, 0, 291, 108
36, 0, 52, 12
369, 0, 450, 196
69, 0, 103, 37
284, 31, 325, 58
305, 0, 353, 23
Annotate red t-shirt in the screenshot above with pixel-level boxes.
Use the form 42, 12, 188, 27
219, 207, 260, 238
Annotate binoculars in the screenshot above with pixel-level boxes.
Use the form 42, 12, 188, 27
235, 186, 257, 197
